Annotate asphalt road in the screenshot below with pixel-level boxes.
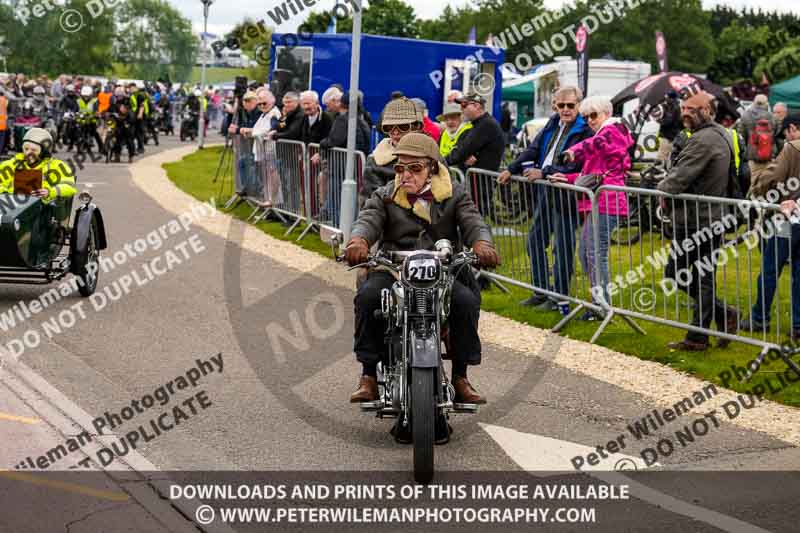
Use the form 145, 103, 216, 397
1, 134, 798, 532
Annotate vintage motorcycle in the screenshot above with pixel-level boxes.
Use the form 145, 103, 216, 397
344, 239, 480, 484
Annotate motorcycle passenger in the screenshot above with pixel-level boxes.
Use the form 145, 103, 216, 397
361, 97, 423, 206
344, 133, 500, 441
0, 128, 76, 202
77, 86, 104, 155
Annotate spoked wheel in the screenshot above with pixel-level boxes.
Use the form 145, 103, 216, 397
411, 367, 435, 484
77, 217, 100, 297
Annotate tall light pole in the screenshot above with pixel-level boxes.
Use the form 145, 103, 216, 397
198, 0, 213, 149
339, 0, 362, 244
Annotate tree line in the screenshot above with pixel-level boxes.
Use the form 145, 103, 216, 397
0, 0, 196, 81
301, 0, 800, 85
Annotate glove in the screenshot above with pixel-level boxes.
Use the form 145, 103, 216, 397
344, 237, 369, 266
473, 240, 500, 269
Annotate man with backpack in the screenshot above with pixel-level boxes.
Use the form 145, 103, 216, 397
740, 113, 800, 342
738, 94, 776, 192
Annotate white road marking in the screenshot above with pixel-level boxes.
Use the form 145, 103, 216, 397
483, 423, 771, 533
480, 423, 654, 471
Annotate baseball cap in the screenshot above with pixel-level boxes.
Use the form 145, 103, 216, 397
455, 91, 487, 106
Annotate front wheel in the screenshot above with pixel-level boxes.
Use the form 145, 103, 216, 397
76, 216, 100, 297
411, 367, 435, 484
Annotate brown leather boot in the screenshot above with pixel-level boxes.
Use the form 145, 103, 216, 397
349, 375, 378, 403
453, 376, 486, 404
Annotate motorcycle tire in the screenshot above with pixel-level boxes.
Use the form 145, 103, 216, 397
76, 216, 100, 297
411, 367, 435, 484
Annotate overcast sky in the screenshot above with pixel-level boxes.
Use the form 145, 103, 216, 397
173, 0, 799, 37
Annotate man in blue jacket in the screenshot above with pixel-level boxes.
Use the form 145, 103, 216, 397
497, 86, 593, 308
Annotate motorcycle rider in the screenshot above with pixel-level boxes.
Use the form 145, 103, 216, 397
182, 89, 202, 138
77, 86, 104, 155
109, 88, 136, 163
58, 85, 80, 151
31, 86, 49, 118
344, 132, 500, 441
0, 128, 76, 201
157, 87, 173, 134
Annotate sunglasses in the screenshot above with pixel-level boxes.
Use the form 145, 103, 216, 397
582, 111, 598, 121
257, 102, 270, 106
394, 162, 427, 174
556, 102, 577, 109
459, 101, 477, 108
381, 123, 413, 134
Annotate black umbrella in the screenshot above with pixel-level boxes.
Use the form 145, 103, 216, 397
611, 72, 724, 111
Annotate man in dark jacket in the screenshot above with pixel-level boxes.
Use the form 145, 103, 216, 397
445, 92, 505, 173
271, 91, 303, 141
344, 133, 500, 443
497, 86, 593, 307
299, 90, 332, 145
658, 91, 739, 351
319, 92, 370, 153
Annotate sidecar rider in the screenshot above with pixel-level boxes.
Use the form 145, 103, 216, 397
0, 128, 76, 201
344, 132, 500, 413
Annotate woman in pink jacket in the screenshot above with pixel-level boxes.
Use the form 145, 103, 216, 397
550, 96, 633, 318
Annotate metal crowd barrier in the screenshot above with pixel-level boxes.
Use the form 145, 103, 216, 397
467, 166, 799, 379
595, 185, 800, 378
466, 168, 644, 339
245, 139, 306, 234
297, 143, 366, 242
449, 167, 466, 185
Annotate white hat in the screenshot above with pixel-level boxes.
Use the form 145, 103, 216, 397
80, 86, 93, 97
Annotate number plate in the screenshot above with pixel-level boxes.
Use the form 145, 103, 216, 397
403, 256, 441, 288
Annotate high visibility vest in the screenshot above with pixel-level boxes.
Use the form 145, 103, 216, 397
97, 92, 111, 114
130, 93, 149, 115
439, 122, 472, 157
78, 98, 97, 113
685, 128, 741, 173
0, 154, 77, 202
0, 96, 7, 131
202, 97, 208, 112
